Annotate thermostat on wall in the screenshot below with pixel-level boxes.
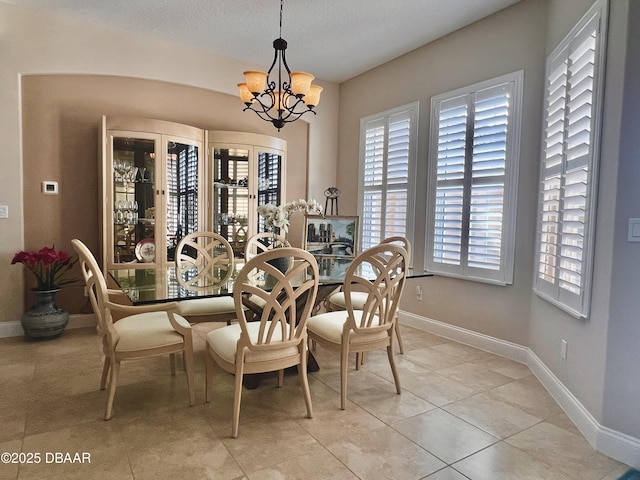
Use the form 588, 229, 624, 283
42, 181, 58, 195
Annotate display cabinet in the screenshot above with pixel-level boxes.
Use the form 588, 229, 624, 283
100, 117, 205, 272
208, 131, 286, 257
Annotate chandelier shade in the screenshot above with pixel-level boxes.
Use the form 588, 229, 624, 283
238, 0, 322, 130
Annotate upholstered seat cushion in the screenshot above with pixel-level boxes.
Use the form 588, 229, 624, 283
328, 291, 368, 310
206, 321, 298, 364
114, 312, 190, 352
176, 296, 236, 315
307, 310, 388, 345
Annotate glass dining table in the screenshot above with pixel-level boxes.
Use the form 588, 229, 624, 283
108, 256, 369, 306
109, 255, 432, 387
109, 256, 431, 307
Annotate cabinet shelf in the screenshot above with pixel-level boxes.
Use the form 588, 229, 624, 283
214, 182, 248, 190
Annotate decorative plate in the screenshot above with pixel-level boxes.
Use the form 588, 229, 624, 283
135, 238, 156, 263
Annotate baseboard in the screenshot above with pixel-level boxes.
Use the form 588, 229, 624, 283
0, 313, 97, 338
398, 310, 640, 469
399, 311, 529, 363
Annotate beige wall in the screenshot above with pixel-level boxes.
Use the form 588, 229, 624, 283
338, 0, 548, 346
0, 2, 339, 323
602, 0, 640, 439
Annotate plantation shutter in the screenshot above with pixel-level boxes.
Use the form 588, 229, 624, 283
534, 2, 605, 318
360, 103, 417, 254
433, 97, 467, 266
428, 72, 521, 284
362, 119, 385, 249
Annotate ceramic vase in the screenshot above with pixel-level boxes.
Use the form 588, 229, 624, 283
21, 289, 69, 339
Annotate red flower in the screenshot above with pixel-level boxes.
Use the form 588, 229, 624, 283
11, 251, 37, 268
11, 245, 77, 291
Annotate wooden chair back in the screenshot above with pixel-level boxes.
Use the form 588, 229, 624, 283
175, 232, 235, 290
342, 243, 408, 334
72, 239, 116, 346
234, 247, 319, 351
244, 232, 290, 261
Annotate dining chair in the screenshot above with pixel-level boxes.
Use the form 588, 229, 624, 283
307, 243, 408, 410
174, 231, 237, 324
205, 247, 319, 437
326, 236, 411, 354
244, 231, 290, 261
72, 239, 195, 420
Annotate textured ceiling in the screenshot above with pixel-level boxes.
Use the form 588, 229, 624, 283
4, 0, 522, 83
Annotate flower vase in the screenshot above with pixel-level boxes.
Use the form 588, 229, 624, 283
267, 231, 291, 274
267, 255, 291, 274
21, 289, 69, 339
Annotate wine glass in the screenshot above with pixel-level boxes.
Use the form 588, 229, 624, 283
122, 160, 132, 184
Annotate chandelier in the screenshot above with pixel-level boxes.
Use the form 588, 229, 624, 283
238, 0, 322, 131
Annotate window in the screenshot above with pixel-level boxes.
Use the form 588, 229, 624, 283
533, 0, 607, 318
359, 103, 418, 258
426, 71, 523, 284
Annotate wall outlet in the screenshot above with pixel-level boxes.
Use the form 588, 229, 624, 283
415, 285, 422, 301
561, 339, 568, 360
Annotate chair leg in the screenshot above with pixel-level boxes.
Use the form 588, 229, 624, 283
277, 369, 284, 387
232, 364, 244, 438
100, 357, 111, 390
298, 347, 313, 419
105, 360, 120, 420
170, 353, 176, 376
205, 345, 214, 403
183, 336, 195, 406
387, 344, 401, 394
340, 341, 350, 410
395, 320, 405, 354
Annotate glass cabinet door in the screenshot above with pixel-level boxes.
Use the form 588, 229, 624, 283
256, 149, 283, 233
212, 147, 251, 257
166, 139, 201, 261
112, 136, 158, 265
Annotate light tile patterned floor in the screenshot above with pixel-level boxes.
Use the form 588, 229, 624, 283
0, 324, 630, 480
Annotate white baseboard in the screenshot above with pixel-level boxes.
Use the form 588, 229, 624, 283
398, 310, 640, 469
0, 313, 97, 338
399, 311, 529, 363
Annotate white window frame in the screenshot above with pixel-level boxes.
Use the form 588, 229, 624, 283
425, 71, 523, 285
533, 0, 608, 318
358, 102, 418, 262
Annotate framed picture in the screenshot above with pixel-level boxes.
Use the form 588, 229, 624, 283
303, 215, 358, 257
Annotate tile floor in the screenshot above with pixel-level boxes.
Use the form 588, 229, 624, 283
0, 323, 631, 480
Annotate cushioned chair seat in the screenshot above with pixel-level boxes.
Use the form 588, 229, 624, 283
328, 291, 368, 309
176, 296, 236, 315
114, 312, 191, 352
307, 311, 388, 345
207, 321, 297, 364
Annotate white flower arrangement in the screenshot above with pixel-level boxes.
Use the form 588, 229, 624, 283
257, 198, 323, 234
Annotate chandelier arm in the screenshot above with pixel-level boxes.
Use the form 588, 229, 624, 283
246, 95, 274, 115
280, 48, 293, 77
265, 45, 281, 85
